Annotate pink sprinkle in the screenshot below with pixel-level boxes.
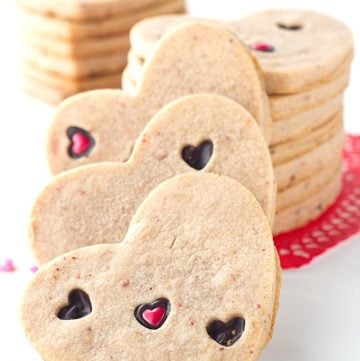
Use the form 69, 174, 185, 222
0, 259, 16, 273
30, 265, 39, 273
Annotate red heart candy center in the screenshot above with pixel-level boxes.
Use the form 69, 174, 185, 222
250, 42, 275, 52
72, 132, 92, 155
142, 307, 166, 327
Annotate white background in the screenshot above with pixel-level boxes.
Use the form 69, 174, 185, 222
0, 0, 359, 360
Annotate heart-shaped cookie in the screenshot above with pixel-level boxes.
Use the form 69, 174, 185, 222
31, 94, 276, 264
22, 173, 279, 361
47, 21, 271, 175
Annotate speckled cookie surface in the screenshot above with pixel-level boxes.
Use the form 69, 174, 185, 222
276, 157, 342, 211
230, 10, 353, 94
274, 130, 344, 190
124, 49, 350, 108
32, 94, 276, 264
271, 95, 343, 145
274, 170, 342, 234
19, 0, 186, 40
270, 112, 342, 165
47, 21, 271, 174
126, 11, 353, 94
22, 173, 279, 361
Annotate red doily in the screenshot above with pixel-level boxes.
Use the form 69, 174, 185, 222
274, 134, 360, 269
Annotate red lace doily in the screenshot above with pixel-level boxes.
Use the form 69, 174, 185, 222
274, 134, 360, 269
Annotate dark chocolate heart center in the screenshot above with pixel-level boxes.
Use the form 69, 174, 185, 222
67, 126, 95, 158
207, 317, 245, 347
58, 289, 92, 320
277, 22, 303, 31
182, 140, 213, 170
135, 298, 170, 329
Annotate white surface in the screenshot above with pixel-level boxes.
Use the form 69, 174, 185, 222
0, 0, 359, 360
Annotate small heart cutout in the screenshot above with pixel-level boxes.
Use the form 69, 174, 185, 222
250, 42, 275, 52
277, 22, 303, 31
67, 127, 95, 158
207, 317, 245, 347
58, 289, 92, 320
182, 140, 213, 170
135, 298, 170, 329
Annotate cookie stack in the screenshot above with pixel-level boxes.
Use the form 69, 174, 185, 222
17, 0, 186, 104
121, 10, 353, 235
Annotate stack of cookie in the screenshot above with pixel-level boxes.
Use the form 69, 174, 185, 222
17, 0, 186, 104
121, 10, 353, 235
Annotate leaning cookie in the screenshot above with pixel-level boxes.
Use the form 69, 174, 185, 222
47, 21, 271, 175
22, 172, 280, 361
126, 11, 353, 94
31, 94, 276, 264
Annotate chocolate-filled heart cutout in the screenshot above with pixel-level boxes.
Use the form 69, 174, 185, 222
67, 127, 95, 158
207, 317, 245, 347
182, 140, 213, 170
135, 298, 170, 329
277, 22, 303, 31
58, 289, 92, 320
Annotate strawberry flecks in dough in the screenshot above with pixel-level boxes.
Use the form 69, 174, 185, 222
0, 259, 16, 273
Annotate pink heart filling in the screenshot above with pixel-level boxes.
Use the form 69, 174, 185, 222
71, 132, 92, 155
142, 307, 166, 327
250, 42, 275, 52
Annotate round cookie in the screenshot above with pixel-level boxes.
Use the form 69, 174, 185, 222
230, 10, 353, 94
47, 21, 272, 174
271, 95, 343, 146
270, 111, 343, 166
22, 173, 279, 361
276, 157, 342, 211
32, 94, 276, 264
274, 130, 344, 191
19, 0, 186, 40
269, 67, 350, 121
274, 171, 342, 235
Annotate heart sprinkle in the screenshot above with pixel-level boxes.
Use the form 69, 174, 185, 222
0, 259, 16, 273
207, 317, 245, 347
250, 42, 275, 52
182, 140, 213, 170
58, 289, 92, 320
67, 127, 95, 158
135, 298, 170, 329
